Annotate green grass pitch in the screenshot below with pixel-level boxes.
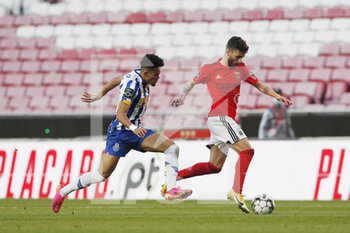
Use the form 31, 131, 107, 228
0, 199, 349, 233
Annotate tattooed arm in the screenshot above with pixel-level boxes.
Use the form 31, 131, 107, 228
172, 79, 197, 107
252, 81, 293, 107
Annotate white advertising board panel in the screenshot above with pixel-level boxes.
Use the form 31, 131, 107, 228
0, 140, 348, 200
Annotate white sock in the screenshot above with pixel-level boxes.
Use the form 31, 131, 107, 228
60, 170, 106, 197
164, 144, 179, 190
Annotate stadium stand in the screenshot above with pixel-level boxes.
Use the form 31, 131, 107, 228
0, 0, 349, 131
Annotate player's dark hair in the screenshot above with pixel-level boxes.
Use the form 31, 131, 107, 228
226, 36, 249, 53
141, 54, 164, 70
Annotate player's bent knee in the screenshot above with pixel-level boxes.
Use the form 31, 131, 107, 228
165, 143, 179, 155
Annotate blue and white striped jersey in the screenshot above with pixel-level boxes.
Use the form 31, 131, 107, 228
112, 68, 150, 130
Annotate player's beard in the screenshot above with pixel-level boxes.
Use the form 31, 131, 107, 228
227, 57, 236, 67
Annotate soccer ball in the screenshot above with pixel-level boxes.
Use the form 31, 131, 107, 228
251, 194, 275, 215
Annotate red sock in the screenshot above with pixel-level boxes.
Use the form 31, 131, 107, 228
233, 149, 254, 194
177, 162, 221, 180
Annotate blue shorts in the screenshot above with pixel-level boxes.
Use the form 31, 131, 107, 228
104, 125, 155, 157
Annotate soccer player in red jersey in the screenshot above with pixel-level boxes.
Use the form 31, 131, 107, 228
171, 36, 292, 213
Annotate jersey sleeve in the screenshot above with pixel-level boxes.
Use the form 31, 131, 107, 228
193, 65, 210, 84
120, 75, 138, 105
240, 63, 259, 84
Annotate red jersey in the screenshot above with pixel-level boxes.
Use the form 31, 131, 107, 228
193, 59, 259, 120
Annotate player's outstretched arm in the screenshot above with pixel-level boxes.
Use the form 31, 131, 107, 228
116, 101, 147, 138
172, 79, 197, 107
252, 81, 293, 107
81, 76, 122, 103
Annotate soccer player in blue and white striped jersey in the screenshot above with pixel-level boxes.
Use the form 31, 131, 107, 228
52, 54, 192, 213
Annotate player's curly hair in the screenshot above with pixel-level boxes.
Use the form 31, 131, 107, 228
141, 54, 164, 69
226, 36, 249, 53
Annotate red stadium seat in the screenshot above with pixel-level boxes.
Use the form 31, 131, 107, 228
21, 61, 40, 73
283, 57, 304, 69
2, 49, 20, 60
23, 74, 43, 86
266, 69, 289, 82
26, 86, 45, 97
291, 96, 311, 109
294, 82, 319, 101
45, 86, 66, 96
304, 57, 325, 69
243, 10, 264, 21
222, 10, 244, 21
81, 60, 100, 73
14, 16, 33, 26
147, 13, 166, 23
19, 49, 38, 61
50, 96, 70, 112
66, 85, 85, 96
7, 86, 25, 97
41, 61, 60, 73
119, 59, 138, 72
4, 74, 23, 86
3, 61, 21, 73
42, 73, 63, 85
288, 69, 310, 82
88, 13, 108, 24
63, 73, 83, 85
163, 71, 184, 84
184, 12, 204, 22
79, 49, 98, 60
325, 81, 348, 102
99, 58, 119, 73
39, 49, 59, 60
319, 43, 340, 56
61, 60, 80, 73
326, 7, 346, 18
29, 96, 50, 110
331, 68, 350, 84
36, 38, 56, 48
203, 11, 223, 22
59, 49, 79, 60
238, 94, 257, 109
179, 58, 201, 70
266, 9, 284, 20
273, 82, 295, 98
9, 97, 29, 112
256, 95, 273, 109
50, 15, 70, 25
261, 57, 282, 69
0, 38, 17, 49
0, 16, 14, 28
304, 8, 324, 19
244, 57, 262, 69
107, 12, 128, 24
340, 44, 350, 56
118, 48, 136, 55
340, 93, 350, 105
253, 69, 268, 81
32, 16, 51, 26
69, 14, 89, 24
0, 28, 16, 38
163, 59, 180, 71
165, 12, 184, 23
127, 13, 147, 23
309, 69, 332, 84
18, 38, 36, 49
325, 56, 347, 68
